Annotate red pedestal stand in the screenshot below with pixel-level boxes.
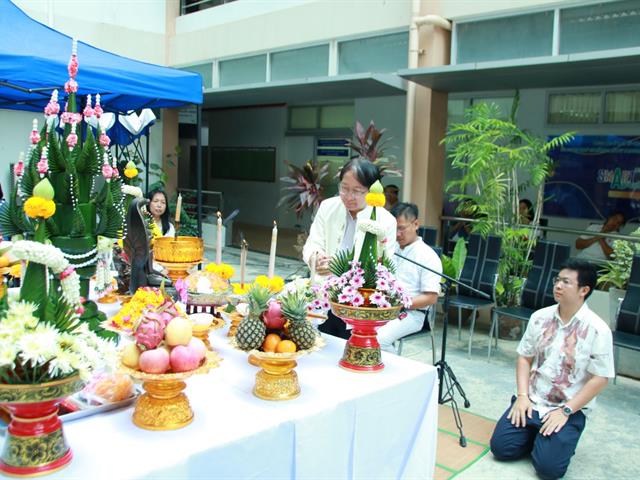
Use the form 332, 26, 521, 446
338, 317, 390, 372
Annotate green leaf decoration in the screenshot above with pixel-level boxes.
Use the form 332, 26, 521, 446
329, 248, 354, 277
45, 217, 60, 237
101, 204, 124, 239
70, 208, 87, 236
77, 128, 99, 174
0, 188, 30, 237
20, 221, 48, 318
42, 286, 79, 333
47, 131, 66, 173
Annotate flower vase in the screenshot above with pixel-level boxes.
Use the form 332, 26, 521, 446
331, 302, 402, 372
0, 376, 84, 477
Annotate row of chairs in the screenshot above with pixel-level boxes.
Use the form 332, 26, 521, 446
398, 229, 640, 376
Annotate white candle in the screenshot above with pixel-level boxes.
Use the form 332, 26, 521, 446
174, 193, 182, 224
216, 211, 222, 264
268, 220, 278, 278
240, 239, 247, 287
309, 251, 317, 284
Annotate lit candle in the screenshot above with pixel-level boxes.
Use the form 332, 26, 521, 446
268, 220, 278, 279
216, 211, 222, 264
175, 193, 182, 224
240, 239, 248, 287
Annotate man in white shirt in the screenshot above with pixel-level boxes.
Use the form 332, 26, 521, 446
377, 203, 441, 353
490, 259, 614, 480
575, 212, 625, 262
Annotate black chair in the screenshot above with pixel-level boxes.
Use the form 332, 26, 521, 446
418, 226, 438, 248
396, 308, 436, 364
613, 255, 640, 380
487, 241, 570, 358
448, 234, 502, 357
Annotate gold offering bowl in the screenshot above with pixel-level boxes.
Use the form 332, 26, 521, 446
154, 236, 204, 282
191, 313, 225, 351
120, 351, 220, 431
233, 337, 324, 401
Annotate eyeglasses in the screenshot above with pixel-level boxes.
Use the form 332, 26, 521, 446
553, 277, 577, 288
338, 184, 368, 199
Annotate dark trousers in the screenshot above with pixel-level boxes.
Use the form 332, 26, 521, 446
490, 396, 586, 480
318, 311, 351, 340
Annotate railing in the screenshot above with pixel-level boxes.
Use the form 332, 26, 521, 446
180, 0, 237, 15
178, 188, 223, 222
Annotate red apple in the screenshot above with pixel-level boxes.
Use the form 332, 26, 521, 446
138, 347, 170, 374
187, 337, 207, 362
262, 300, 286, 329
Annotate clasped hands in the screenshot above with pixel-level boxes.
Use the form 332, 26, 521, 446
507, 396, 568, 436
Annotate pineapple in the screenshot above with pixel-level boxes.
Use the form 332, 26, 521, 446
281, 291, 317, 350
236, 284, 270, 350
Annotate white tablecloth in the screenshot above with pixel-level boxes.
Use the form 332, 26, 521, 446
4, 317, 439, 480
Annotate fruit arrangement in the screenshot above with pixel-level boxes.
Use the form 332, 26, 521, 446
235, 284, 318, 354
120, 300, 207, 374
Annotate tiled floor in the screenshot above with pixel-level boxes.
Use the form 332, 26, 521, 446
217, 248, 640, 479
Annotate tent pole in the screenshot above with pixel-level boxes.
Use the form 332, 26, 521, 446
145, 129, 150, 196
196, 103, 203, 239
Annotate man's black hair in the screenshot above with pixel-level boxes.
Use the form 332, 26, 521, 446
391, 202, 419, 222
339, 158, 381, 189
558, 258, 597, 300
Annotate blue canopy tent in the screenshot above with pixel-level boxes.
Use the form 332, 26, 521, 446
0, 0, 204, 233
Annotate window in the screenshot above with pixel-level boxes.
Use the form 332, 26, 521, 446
289, 104, 354, 130
180, 63, 213, 89
181, 0, 237, 15
456, 12, 553, 64
560, 0, 640, 54
471, 97, 514, 120
338, 32, 409, 75
219, 55, 267, 87
548, 93, 601, 124
605, 90, 640, 123
271, 45, 330, 82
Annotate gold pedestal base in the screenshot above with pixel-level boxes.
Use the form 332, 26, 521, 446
133, 380, 193, 430
157, 261, 200, 283
253, 358, 300, 401
97, 291, 118, 304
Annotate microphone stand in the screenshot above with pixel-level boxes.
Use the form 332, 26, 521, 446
395, 252, 491, 448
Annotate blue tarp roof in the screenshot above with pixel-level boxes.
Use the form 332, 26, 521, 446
0, 0, 202, 113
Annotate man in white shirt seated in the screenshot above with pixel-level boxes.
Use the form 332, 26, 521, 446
575, 212, 625, 262
378, 203, 442, 353
490, 259, 614, 480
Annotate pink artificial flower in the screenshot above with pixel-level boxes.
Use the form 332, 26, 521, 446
338, 293, 352, 304
174, 278, 188, 303
343, 285, 356, 296
30, 130, 40, 145
311, 299, 322, 309
94, 94, 103, 118
376, 278, 389, 291
64, 78, 78, 93
83, 95, 94, 117
321, 300, 330, 311
351, 294, 365, 307
44, 90, 60, 117
13, 160, 24, 178
102, 164, 113, 180
350, 275, 364, 288
61, 111, 73, 124
67, 132, 78, 148
369, 292, 385, 306
111, 166, 120, 178
37, 148, 48, 175
99, 133, 111, 147
68, 54, 79, 78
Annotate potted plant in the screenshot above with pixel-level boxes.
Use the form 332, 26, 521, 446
441, 99, 574, 309
597, 227, 640, 325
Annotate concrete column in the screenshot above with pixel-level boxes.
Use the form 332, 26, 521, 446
162, 1, 180, 198
407, 21, 450, 230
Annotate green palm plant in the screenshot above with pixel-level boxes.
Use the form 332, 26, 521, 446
441, 100, 574, 306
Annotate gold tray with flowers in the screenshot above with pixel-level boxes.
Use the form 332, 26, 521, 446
330, 301, 402, 321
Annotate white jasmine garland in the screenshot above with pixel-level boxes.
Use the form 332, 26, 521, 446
357, 218, 386, 237
121, 184, 143, 198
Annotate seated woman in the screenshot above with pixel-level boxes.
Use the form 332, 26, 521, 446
147, 189, 175, 237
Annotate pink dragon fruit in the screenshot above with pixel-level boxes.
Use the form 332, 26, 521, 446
134, 316, 165, 351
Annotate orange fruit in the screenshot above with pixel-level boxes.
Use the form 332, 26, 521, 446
275, 340, 297, 353
262, 333, 281, 353
0, 255, 9, 268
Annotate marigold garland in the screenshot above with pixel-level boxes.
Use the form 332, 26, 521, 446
365, 192, 386, 208
23, 196, 56, 219
110, 287, 167, 332
205, 262, 235, 280
254, 274, 284, 293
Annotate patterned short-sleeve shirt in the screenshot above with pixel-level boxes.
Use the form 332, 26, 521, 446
517, 303, 614, 417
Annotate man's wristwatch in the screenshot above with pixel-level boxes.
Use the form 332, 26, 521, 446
561, 405, 573, 417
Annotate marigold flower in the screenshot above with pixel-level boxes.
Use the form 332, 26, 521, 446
24, 196, 56, 219
124, 167, 138, 179
365, 192, 385, 208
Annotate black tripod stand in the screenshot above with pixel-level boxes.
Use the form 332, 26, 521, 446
395, 253, 491, 447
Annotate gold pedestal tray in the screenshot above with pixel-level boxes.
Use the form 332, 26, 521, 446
97, 290, 118, 304
191, 316, 225, 351
154, 236, 204, 282
232, 337, 324, 401
120, 351, 220, 430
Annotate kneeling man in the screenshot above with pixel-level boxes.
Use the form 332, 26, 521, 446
490, 259, 614, 479
378, 203, 441, 353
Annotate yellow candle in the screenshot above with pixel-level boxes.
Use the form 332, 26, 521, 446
216, 211, 222, 264
268, 220, 277, 278
175, 193, 182, 224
